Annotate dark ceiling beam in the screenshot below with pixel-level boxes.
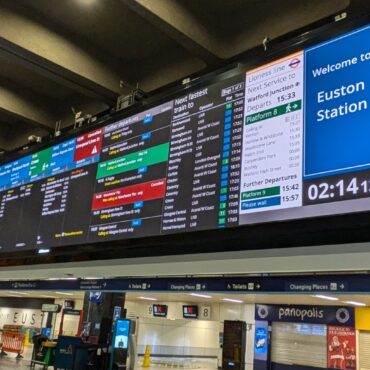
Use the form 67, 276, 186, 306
122, 0, 221, 65
0, 81, 55, 133
0, 39, 119, 106
348, 0, 370, 15
0, 5, 123, 105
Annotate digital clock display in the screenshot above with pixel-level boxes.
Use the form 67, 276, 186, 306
305, 174, 370, 203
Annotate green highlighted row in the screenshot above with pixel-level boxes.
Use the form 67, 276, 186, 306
96, 142, 170, 179
30, 147, 52, 177
245, 99, 302, 125
241, 186, 280, 201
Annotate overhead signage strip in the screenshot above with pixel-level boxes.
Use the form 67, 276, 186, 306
6, 273, 370, 293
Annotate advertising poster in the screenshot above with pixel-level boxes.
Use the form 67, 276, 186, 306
327, 326, 356, 369
254, 320, 268, 361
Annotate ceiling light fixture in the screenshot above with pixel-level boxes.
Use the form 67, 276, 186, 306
76, 0, 97, 5
344, 300, 366, 307
55, 292, 74, 296
313, 295, 339, 301
189, 293, 212, 299
137, 296, 157, 301
222, 298, 243, 303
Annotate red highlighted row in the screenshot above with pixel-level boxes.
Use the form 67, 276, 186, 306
92, 178, 166, 210
74, 128, 103, 161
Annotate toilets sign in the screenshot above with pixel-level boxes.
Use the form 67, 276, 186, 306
255, 304, 354, 326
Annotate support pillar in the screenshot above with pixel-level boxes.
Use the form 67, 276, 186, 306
82, 292, 126, 344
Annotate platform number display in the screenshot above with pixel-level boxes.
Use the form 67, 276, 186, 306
200, 306, 211, 320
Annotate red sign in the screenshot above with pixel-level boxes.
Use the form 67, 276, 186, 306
74, 128, 103, 161
92, 178, 166, 210
328, 326, 356, 369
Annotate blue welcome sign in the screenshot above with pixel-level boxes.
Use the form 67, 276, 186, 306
304, 25, 370, 179
255, 304, 354, 326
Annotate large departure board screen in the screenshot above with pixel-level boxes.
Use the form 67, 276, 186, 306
0, 24, 369, 252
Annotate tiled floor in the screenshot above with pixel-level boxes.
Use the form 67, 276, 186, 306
0, 358, 217, 370
0, 347, 219, 370
0, 345, 40, 370
0, 357, 33, 369
0, 362, 218, 370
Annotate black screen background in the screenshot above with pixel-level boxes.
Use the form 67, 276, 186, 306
0, 15, 369, 264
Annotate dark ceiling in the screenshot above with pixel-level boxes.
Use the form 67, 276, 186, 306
0, 0, 363, 152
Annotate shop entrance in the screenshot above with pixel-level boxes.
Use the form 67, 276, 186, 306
123, 292, 366, 370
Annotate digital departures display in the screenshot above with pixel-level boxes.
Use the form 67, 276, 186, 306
0, 25, 369, 252
240, 51, 304, 215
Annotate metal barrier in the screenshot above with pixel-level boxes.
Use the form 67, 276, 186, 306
0, 331, 25, 359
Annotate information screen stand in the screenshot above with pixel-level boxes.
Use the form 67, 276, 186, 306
109, 319, 131, 370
